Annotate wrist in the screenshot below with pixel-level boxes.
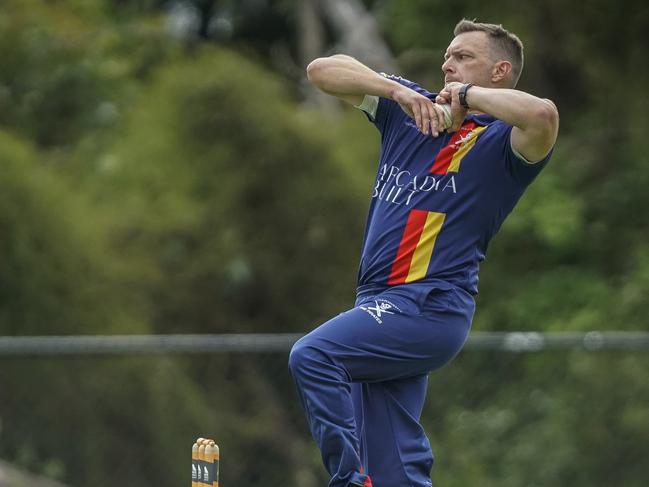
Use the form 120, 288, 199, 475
458, 83, 474, 109
386, 79, 407, 101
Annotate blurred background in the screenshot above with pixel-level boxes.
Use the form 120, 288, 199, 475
1, 0, 648, 486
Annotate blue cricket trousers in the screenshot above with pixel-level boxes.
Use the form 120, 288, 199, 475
288, 283, 475, 487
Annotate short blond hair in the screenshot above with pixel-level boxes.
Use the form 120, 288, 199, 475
454, 19, 524, 87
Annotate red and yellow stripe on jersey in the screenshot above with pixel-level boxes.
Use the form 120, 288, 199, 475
388, 210, 446, 285
430, 121, 487, 175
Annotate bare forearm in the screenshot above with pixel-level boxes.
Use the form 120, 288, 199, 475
465, 86, 558, 132
308, 55, 450, 138
306, 54, 402, 100
463, 86, 559, 160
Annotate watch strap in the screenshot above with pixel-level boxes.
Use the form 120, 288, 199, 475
458, 83, 474, 108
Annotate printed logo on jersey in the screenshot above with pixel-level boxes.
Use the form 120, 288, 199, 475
371, 121, 487, 208
430, 121, 487, 175
359, 299, 401, 324
388, 209, 446, 285
372, 164, 457, 206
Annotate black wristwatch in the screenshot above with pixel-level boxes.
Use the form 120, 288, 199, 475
458, 83, 474, 108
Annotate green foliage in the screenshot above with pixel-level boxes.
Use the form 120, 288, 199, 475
2, 2, 368, 485
425, 351, 649, 487
0, 131, 140, 335
0, 0, 178, 150
91, 47, 367, 335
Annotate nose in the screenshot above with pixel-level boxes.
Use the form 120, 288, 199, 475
441, 58, 454, 74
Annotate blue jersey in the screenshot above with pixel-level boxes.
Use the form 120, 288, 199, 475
357, 76, 552, 295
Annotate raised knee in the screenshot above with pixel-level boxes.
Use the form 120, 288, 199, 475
288, 338, 309, 374
288, 337, 327, 376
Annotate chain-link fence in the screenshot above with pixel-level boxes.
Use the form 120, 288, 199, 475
1, 333, 648, 487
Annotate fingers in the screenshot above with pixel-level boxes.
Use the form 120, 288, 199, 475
436, 84, 466, 132
449, 91, 465, 132
398, 90, 447, 137
420, 99, 448, 137
449, 106, 466, 132
412, 102, 423, 133
421, 103, 439, 137
420, 102, 431, 136
436, 92, 451, 105
422, 103, 443, 137
424, 104, 443, 137
416, 97, 465, 135
413, 100, 430, 135
432, 104, 446, 132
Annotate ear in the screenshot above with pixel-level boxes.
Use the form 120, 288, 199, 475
491, 60, 512, 83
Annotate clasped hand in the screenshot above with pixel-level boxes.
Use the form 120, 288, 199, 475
392, 82, 467, 136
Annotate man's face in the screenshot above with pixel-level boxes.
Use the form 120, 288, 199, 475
441, 31, 497, 87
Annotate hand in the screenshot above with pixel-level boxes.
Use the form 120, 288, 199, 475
436, 82, 468, 132
392, 85, 448, 137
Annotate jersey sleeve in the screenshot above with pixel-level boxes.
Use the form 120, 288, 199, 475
494, 121, 553, 187
357, 74, 437, 137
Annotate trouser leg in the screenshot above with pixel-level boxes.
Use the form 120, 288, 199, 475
353, 375, 433, 487
289, 328, 367, 486
289, 288, 473, 487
